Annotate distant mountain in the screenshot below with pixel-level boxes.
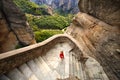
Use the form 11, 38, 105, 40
30, 0, 79, 14
30, 0, 47, 5
46, 0, 53, 5
52, 0, 79, 14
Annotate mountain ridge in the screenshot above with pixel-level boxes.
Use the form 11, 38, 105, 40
30, 0, 79, 14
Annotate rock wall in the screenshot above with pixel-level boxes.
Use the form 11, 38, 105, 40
51, 0, 79, 14
78, 0, 120, 27
66, 12, 120, 80
34, 0, 47, 5
0, 0, 36, 53
66, 0, 120, 80
31, 0, 79, 14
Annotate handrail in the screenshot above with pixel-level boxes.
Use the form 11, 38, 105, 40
0, 34, 81, 59
0, 34, 82, 74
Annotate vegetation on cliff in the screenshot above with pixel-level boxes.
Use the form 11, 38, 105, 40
13, 0, 74, 42
26, 14, 73, 30
13, 0, 50, 15
35, 29, 63, 42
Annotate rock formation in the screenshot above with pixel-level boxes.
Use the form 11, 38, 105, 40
38, 6, 53, 15
66, 0, 120, 80
78, 0, 120, 27
0, 0, 36, 53
31, 0, 79, 14
30, 0, 47, 5
51, 0, 79, 14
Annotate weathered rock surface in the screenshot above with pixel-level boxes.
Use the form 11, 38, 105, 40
51, 0, 79, 14
32, 0, 47, 5
66, 12, 120, 80
31, 0, 79, 14
38, 6, 53, 15
0, 0, 36, 53
66, 0, 120, 80
78, 0, 120, 27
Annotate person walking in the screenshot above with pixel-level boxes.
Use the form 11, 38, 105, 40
59, 51, 65, 79
59, 51, 64, 60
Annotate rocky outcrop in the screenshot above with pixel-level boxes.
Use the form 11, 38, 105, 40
66, 0, 120, 80
78, 0, 120, 27
31, 0, 79, 14
37, 6, 53, 15
30, 0, 47, 5
46, 6, 53, 15
51, 0, 79, 14
46, 0, 53, 5
0, 0, 36, 53
66, 12, 120, 80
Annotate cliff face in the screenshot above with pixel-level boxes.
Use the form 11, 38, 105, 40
30, 0, 49, 5
34, 0, 47, 5
0, 0, 36, 53
66, 0, 120, 80
78, 0, 120, 27
51, 0, 79, 14
31, 0, 79, 14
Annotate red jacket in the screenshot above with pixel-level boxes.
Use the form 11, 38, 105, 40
59, 51, 64, 59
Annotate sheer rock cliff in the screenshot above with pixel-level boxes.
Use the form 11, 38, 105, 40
31, 0, 79, 14
66, 0, 120, 80
0, 0, 36, 53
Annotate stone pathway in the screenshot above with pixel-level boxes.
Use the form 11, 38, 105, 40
0, 42, 109, 80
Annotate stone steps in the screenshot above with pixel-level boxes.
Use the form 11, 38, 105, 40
36, 57, 55, 80
0, 42, 109, 80
19, 63, 39, 80
56, 76, 80, 80
69, 53, 81, 79
6, 68, 27, 80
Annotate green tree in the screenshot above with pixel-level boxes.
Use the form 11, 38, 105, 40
34, 30, 63, 42
13, 0, 47, 15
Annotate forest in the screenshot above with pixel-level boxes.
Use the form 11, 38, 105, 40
13, 0, 74, 42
